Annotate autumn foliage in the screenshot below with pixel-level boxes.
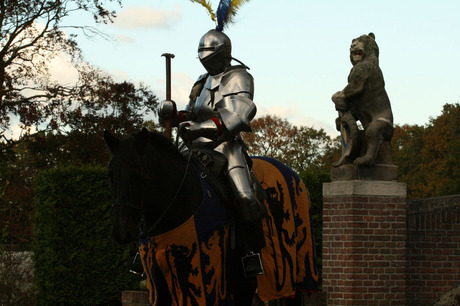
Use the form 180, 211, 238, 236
392, 103, 460, 198
0, 0, 159, 246
243, 115, 341, 173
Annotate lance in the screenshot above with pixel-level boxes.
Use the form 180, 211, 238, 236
161, 53, 175, 140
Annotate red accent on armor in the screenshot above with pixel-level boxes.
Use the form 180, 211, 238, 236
210, 117, 223, 135
177, 111, 186, 122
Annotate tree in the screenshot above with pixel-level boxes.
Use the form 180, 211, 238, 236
0, 75, 158, 244
290, 126, 340, 172
0, 0, 164, 245
420, 103, 460, 196
243, 115, 297, 159
392, 103, 460, 198
24, 75, 158, 167
391, 123, 426, 198
0, 0, 122, 148
242, 115, 340, 173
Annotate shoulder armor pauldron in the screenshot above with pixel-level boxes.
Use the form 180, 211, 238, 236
220, 66, 254, 97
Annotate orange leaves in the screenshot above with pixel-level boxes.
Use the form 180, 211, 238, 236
242, 115, 338, 173
392, 103, 460, 198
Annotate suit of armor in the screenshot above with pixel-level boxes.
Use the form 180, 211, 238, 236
159, 30, 264, 223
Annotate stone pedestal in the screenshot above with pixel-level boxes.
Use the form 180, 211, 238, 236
322, 180, 407, 305
331, 164, 398, 181
122, 290, 149, 306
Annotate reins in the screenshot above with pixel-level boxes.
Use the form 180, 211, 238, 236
143, 149, 192, 236
112, 201, 140, 211
112, 132, 194, 236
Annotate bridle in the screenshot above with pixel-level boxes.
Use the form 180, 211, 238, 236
112, 150, 193, 236
112, 201, 141, 211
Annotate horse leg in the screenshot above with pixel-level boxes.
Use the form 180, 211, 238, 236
153, 262, 172, 305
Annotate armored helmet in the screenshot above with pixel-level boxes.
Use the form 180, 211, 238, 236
198, 29, 232, 75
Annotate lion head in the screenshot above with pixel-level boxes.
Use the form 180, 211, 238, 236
349, 32, 379, 66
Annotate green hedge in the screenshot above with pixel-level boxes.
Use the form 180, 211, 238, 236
300, 169, 331, 287
33, 166, 138, 305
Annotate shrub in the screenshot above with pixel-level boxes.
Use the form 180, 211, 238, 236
33, 166, 138, 305
300, 169, 331, 287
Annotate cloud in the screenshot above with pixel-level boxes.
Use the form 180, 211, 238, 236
115, 34, 134, 43
113, 6, 182, 29
153, 72, 195, 108
48, 54, 79, 84
256, 104, 338, 137
109, 69, 131, 83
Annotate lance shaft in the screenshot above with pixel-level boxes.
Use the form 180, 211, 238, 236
161, 53, 175, 139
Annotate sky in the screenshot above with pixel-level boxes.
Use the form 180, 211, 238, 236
60, 0, 460, 136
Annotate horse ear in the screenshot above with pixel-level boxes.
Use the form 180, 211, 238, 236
136, 127, 149, 154
104, 130, 120, 152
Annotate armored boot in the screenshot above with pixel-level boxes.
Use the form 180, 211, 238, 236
227, 164, 266, 277
226, 165, 265, 222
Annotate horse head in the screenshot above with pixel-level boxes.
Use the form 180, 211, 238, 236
104, 128, 200, 245
104, 128, 150, 244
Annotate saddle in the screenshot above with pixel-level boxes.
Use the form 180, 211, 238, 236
189, 148, 266, 207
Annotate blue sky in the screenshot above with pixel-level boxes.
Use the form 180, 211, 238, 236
62, 0, 460, 136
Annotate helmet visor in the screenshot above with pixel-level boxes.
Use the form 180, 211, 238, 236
198, 47, 216, 60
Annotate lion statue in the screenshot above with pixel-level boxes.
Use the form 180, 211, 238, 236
332, 33, 394, 167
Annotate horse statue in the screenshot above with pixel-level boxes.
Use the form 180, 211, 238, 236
104, 128, 319, 306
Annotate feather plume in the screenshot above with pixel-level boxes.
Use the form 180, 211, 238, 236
216, 0, 231, 31
189, 0, 216, 22
227, 0, 250, 22
216, 0, 250, 31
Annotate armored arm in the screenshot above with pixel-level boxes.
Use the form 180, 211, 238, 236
180, 67, 256, 142
179, 118, 223, 142
180, 93, 256, 142
158, 100, 193, 127
215, 67, 256, 137
215, 94, 256, 136
158, 74, 207, 127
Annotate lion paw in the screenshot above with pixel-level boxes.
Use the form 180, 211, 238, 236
354, 156, 373, 166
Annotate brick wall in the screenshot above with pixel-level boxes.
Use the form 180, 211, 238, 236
322, 181, 407, 306
406, 195, 460, 305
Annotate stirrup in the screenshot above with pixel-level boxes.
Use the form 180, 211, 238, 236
129, 252, 145, 277
241, 251, 264, 278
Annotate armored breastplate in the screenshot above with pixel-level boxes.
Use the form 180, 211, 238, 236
193, 74, 223, 123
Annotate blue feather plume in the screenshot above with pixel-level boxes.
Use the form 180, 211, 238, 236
189, 0, 250, 31
216, 0, 231, 31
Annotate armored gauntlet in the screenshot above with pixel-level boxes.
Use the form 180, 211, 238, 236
159, 100, 177, 120
179, 118, 223, 142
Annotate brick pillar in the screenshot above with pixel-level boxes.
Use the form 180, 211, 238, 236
322, 180, 407, 305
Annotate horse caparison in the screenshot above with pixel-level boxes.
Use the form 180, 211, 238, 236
104, 128, 318, 306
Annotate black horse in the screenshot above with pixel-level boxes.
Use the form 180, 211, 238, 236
105, 128, 318, 305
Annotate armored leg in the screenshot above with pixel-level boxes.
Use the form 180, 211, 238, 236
217, 138, 266, 276
216, 139, 265, 222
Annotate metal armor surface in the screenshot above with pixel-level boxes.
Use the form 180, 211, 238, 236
198, 30, 231, 61
177, 29, 264, 223
158, 100, 176, 120
191, 66, 255, 136
198, 30, 232, 76
184, 63, 262, 222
